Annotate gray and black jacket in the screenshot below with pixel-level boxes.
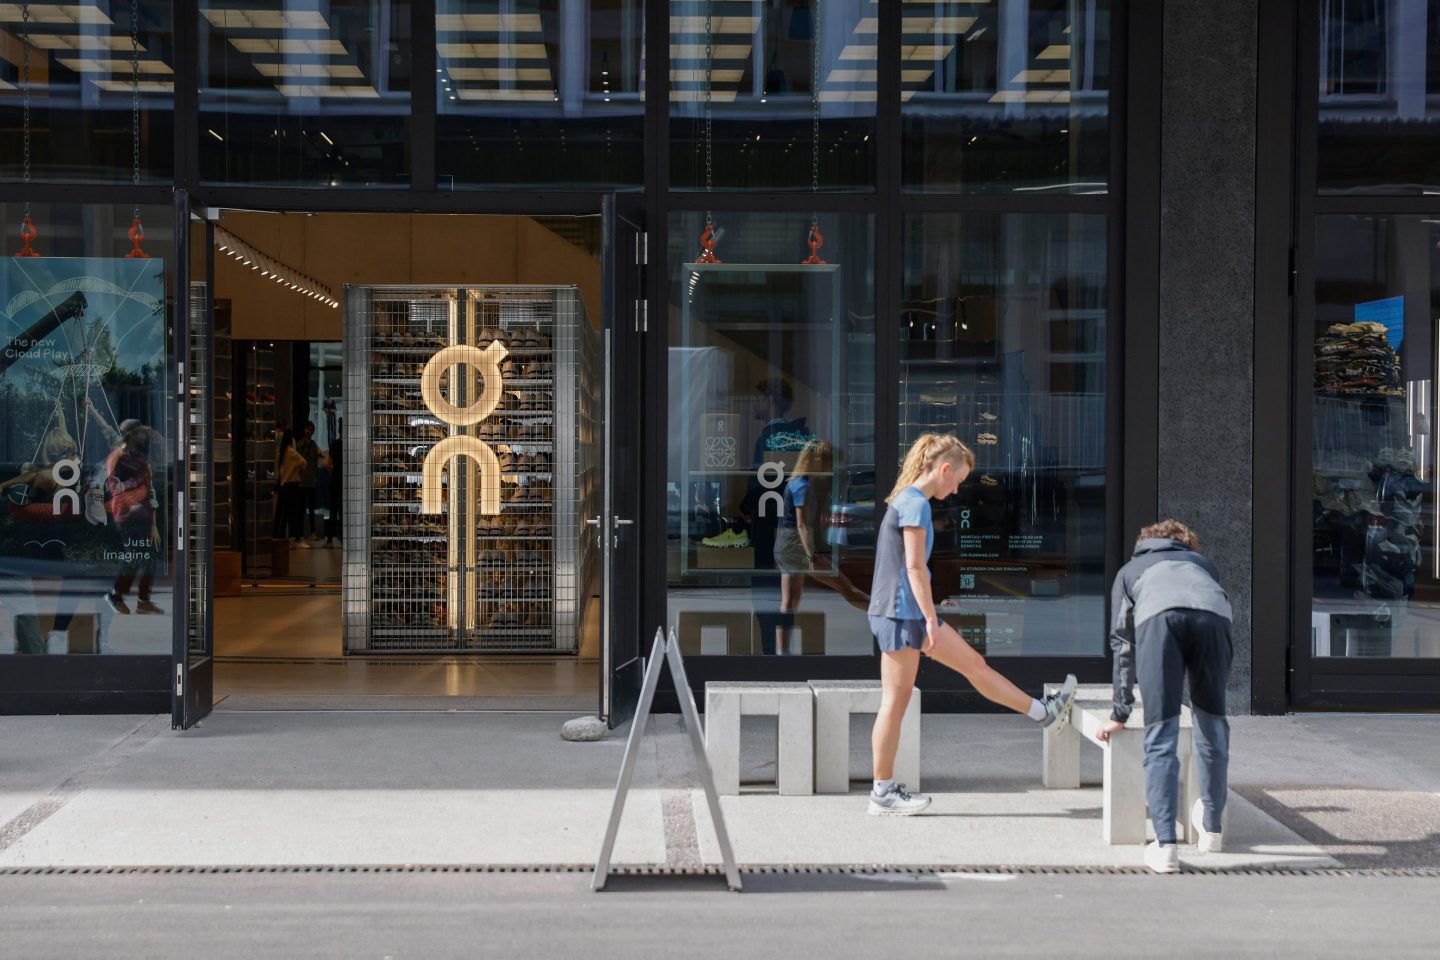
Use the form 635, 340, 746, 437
1109, 538, 1232, 723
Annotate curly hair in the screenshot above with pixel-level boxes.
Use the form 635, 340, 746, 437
1137, 519, 1199, 550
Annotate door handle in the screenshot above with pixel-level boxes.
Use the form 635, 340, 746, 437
614, 518, 634, 527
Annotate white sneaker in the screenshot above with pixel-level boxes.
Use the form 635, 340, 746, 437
1144, 841, 1180, 874
867, 783, 931, 816
1191, 798, 1223, 853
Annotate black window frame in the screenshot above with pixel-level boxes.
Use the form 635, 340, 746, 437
1258, 0, 1440, 713
0, 0, 1142, 714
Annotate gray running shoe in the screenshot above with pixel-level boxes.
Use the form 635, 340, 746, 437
1040, 673, 1078, 729
867, 783, 931, 817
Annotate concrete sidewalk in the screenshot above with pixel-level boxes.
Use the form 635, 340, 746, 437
0, 709, 1435, 870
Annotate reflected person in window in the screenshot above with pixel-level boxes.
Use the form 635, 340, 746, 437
738, 377, 812, 654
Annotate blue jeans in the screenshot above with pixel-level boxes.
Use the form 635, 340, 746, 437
1143, 707, 1230, 843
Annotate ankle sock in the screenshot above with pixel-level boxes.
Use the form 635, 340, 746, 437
872, 778, 895, 797
1026, 698, 1048, 722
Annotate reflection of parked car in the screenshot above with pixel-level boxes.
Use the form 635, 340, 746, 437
825, 468, 876, 548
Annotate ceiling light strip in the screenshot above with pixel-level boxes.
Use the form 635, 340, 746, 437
213, 226, 339, 309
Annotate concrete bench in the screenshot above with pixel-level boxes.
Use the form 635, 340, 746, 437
705, 682, 815, 796
1042, 683, 1198, 845
810, 680, 920, 794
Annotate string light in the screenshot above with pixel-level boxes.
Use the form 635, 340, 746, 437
213, 226, 339, 309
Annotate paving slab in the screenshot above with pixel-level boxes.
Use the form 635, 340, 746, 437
0, 710, 1435, 870
0, 715, 156, 826
0, 711, 664, 867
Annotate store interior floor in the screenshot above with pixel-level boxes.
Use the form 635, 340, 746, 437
214, 544, 600, 712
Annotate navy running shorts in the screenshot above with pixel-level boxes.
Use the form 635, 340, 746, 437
870, 615, 927, 653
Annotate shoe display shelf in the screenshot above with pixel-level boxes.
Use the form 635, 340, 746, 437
211, 312, 233, 552
343, 285, 598, 654
241, 342, 276, 579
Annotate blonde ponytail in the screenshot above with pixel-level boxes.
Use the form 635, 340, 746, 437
888, 432, 974, 503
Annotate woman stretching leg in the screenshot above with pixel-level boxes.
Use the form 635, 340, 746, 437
866, 433, 1077, 815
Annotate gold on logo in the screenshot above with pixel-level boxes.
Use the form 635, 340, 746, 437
419, 341, 507, 515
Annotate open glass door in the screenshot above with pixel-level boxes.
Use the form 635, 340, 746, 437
600, 195, 647, 727
174, 202, 214, 729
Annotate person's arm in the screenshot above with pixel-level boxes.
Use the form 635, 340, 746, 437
1107, 570, 1137, 725
796, 504, 816, 562
85, 400, 122, 448
902, 525, 939, 637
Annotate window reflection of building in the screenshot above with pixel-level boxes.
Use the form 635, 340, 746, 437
901, 214, 1108, 657
1310, 215, 1440, 660
1317, 0, 1440, 193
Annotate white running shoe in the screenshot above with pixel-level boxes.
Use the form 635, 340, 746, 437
1144, 841, 1180, 874
1040, 674, 1078, 729
1192, 798, 1224, 853
867, 783, 931, 816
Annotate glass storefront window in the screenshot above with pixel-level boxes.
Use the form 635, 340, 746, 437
1318, 0, 1440, 194
0, 202, 176, 656
1311, 214, 1440, 657
901, 213, 1107, 655
200, 1, 412, 186
668, 0, 876, 191
436, 1, 644, 189
666, 210, 875, 654
0, 1, 174, 183
901, 0, 1110, 194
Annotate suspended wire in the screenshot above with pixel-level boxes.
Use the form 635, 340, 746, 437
811, 0, 821, 227
703, 0, 714, 229
131, 0, 141, 215
21, 0, 31, 218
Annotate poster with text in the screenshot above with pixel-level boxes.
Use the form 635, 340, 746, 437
0, 257, 167, 582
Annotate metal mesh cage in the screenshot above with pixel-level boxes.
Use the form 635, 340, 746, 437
344, 285, 598, 654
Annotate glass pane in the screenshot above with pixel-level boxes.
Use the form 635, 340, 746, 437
1311, 214, 1440, 657
436, 0, 644, 189
1317, 0, 1440, 194
902, 0, 1110, 194
668, 1, 876, 191
666, 211, 875, 654
0, 201, 176, 656
901, 213, 1108, 655
200, 1, 412, 186
0, 1, 174, 182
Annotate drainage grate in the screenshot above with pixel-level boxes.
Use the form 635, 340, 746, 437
1, 863, 1437, 878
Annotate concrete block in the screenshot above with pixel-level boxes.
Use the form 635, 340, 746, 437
1103, 727, 1148, 844
705, 682, 814, 796
1047, 682, 1196, 846
810, 680, 920, 794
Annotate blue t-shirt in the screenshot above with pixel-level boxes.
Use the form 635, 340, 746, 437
778, 476, 809, 529
866, 486, 933, 620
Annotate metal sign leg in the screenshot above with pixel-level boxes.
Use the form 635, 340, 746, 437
592, 628, 666, 891
665, 627, 742, 891
592, 626, 742, 892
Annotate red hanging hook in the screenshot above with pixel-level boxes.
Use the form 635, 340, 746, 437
124, 216, 150, 259
15, 215, 38, 257
695, 223, 722, 264
801, 223, 826, 265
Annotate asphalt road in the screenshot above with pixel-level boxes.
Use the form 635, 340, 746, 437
1, 871, 1435, 959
